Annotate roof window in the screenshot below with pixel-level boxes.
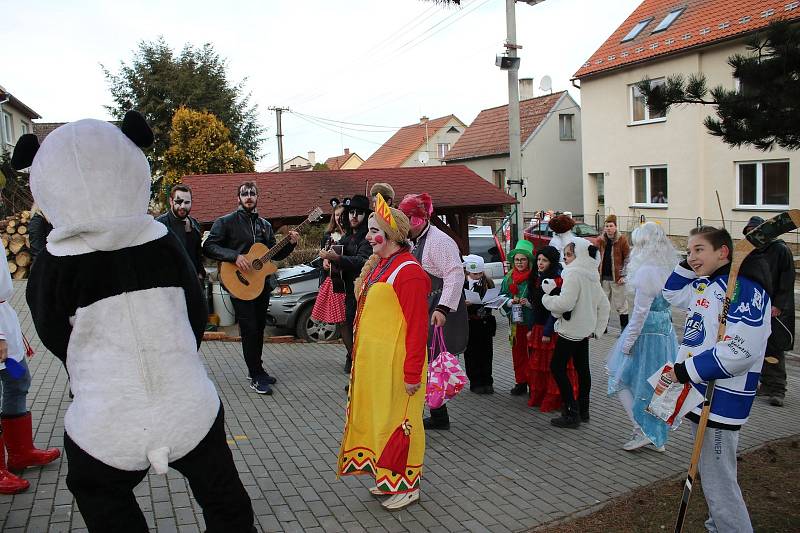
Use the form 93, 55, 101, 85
621, 18, 653, 42
652, 8, 685, 33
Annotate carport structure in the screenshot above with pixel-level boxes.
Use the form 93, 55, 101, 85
185, 165, 516, 253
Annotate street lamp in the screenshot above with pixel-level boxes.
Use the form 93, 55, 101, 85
499, 0, 546, 246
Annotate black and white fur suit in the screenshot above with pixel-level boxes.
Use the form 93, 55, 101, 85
14, 113, 255, 532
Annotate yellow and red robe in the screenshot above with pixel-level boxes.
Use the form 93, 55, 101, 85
338, 251, 431, 494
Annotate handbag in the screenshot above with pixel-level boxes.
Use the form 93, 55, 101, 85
425, 326, 467, 409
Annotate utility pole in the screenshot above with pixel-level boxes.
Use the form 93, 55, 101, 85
269, 107, 289, 171
505, 0, 523, 247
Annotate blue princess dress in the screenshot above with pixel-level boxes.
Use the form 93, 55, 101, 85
607, 265, 679, 448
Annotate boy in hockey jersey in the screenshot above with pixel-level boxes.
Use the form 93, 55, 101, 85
662, 226, 771, 533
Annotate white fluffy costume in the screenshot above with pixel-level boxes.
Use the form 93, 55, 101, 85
14, 113, 254, 532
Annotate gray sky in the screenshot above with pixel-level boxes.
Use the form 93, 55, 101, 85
3, 0, 641, 171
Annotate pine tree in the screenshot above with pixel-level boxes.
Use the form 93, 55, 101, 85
638, 20, 800, 151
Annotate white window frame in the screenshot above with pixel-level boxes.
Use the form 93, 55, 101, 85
437, 143, 450, 159
735, 160, 790, 209
629, 78, 666, 125
2, 112, 13, 145
20, 121, 29, 138
631, 165, 668, 207
559, 114, 575, 140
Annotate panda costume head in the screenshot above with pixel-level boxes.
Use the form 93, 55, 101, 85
16, 112, 221, 476
13, 111, 166, 256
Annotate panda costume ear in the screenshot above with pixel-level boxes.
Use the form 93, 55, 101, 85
330, 198, 340, 208
588, 245, 599, 259
121, 110, 154, 148
11, 134, 40, 170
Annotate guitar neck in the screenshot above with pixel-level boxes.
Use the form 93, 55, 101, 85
261, 218, 311, 261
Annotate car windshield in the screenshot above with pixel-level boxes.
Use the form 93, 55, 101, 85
469, 236, 501, 263
574, 223, 599, 237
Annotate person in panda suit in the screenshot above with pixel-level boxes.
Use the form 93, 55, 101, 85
13, 112, 255, 532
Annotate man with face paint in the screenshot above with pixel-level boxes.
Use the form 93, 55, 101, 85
156, 185, 205, 282
398, 193, 467, 431
204, 181, 299, 395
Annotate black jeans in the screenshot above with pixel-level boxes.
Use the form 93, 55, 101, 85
64, 405, 254, 533
464, 316, 495, 388
231, 292, 270, 378
760, 342, 787, 398
550, 336, 591, 406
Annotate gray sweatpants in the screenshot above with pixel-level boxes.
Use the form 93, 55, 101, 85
691, 423, 753, 533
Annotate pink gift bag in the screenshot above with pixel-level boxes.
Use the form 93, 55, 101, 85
425, 326, 467, 409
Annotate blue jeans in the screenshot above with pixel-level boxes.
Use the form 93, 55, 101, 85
0, 358, 31, 416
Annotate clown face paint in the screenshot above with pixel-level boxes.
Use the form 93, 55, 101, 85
367, 218, 391, 257
238, 186, 258, 211
170, 191, 192, 219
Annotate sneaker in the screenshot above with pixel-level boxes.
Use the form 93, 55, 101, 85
769, 396, 784, 407
382, 489, 420, 511
622, 429, 651, 451
649, 444, 666, 453
263, 374, 277, 385
510, 383, 527, 396
250, 377, 273, 395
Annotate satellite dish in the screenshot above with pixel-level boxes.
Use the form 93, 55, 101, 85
539, 75, 552, 94
418, 151, 429, 164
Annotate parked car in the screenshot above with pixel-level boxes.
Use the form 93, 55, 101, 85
266, 262, 341, 342
468, 225, 507, 285
524, 221, 602, 251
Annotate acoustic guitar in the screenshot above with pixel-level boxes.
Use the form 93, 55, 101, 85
220, 207, 323, 300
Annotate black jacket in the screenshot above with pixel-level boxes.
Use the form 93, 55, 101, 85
203, 207, 295, 264
753, 240, 796, 350
336, 225, 371, 289
156, 211, 204, 279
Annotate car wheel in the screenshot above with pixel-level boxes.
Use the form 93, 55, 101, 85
296, 304, 341, 342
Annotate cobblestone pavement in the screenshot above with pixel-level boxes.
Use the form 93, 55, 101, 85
1, 280, 798, 532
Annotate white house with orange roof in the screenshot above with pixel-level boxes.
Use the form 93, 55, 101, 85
443, 88, 583, 217
361, 115, 467, 169
574, 0, 800, 234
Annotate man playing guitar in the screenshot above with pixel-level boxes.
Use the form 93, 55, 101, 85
204, 181, 299, 395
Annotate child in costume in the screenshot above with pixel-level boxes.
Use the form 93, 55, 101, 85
16, 114, 254, 532
526, 246, 577, 412
662, 226, 771, 533
0, 240, 61, 495
606, 222, 678, 451
462, 254, 496, 394
338, 194, 430, 511
542, 239, 609, 428
500, 240, 535, 396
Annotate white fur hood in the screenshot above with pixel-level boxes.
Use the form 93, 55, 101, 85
29, 119, 166, 256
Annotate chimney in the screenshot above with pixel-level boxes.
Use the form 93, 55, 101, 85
419, 116, 429, 124
308, 151, 316, 166
519, 78, 534, 101
344, 148, 350, 155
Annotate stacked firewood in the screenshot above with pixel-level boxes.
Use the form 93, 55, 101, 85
0, 211, 33, 279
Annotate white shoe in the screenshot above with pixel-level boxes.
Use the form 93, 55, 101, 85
649, 444, 666, 453
622, 429, 651, 451
369, 486, 387, 496
382, 490, 420, 511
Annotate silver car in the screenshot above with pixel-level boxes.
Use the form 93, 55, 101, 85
266, 263, 341, 342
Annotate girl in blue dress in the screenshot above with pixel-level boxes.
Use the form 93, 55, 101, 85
606, 222, 679, 451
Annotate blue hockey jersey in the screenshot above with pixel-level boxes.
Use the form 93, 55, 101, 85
663, 262, 771, 427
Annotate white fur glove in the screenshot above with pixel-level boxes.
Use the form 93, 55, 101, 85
541, 278, 557, 295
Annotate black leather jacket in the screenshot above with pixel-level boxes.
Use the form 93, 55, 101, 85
203, 207, 295, 264
156, 211, 204, 278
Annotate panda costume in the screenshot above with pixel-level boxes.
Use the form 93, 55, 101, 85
14, 112, 255, 532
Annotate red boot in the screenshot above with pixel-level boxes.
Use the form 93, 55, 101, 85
2, 412, 61, 470
0, 432, 29, 494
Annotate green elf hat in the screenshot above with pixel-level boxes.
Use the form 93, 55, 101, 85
507, 239, 534, 265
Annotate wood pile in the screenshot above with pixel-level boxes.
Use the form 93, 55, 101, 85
1, 211, 34, 279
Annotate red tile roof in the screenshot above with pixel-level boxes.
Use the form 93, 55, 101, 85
443, 92, 567, 161
361, 115, 461, 169
324, 152, 360, 170
574, 0, 800, 80
184, 165, 516, 224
